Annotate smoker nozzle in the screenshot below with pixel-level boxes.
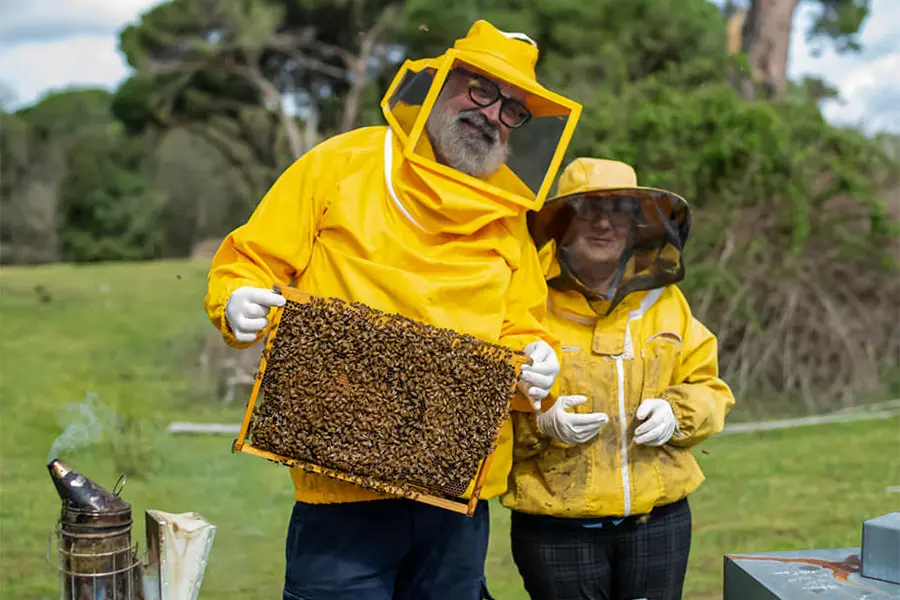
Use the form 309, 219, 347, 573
47, 458, 130, 513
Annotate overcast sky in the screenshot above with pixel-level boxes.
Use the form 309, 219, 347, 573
0, 0, 897, 135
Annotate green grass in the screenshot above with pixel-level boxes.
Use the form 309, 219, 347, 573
1, 259, 898, 599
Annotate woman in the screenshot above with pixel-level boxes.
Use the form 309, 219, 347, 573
502, 158, 735, 600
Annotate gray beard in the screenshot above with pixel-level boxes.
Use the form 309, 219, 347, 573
425, 107, 508, 178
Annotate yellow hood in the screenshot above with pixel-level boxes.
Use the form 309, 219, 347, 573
379, 20, 582, 235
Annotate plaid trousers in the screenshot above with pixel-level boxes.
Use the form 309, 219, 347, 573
510, 498, 692, 600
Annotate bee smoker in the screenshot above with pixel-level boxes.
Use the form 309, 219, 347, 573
48, 458, 144, 600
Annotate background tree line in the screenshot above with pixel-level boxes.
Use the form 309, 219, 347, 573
1, 0, 897, 411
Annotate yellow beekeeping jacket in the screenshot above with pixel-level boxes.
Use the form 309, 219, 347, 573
502, 273, 735, 518
205, 125, 557, 504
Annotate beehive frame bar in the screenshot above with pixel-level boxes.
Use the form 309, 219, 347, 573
232, 285, 530, 516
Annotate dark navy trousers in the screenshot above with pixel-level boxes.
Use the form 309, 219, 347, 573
283, 499, 493, 600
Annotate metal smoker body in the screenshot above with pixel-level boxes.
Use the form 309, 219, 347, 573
48, 458, 216, 600
48, 459, 143, 600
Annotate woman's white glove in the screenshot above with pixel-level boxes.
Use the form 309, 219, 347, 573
518, 341, 560, 410
634, 398, 678, 446
537, 395, 610, 445
224, 286, 286, 343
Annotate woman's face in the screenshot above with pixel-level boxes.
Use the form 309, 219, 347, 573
562, 197, 634, 277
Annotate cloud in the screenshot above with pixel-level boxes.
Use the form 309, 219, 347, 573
0, 0, 159, 46
788, 0, 899, 134
0, 35, 131, 106
820, 53, 900, 134
0, 0, 162, 108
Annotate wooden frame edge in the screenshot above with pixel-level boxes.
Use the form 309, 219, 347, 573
238, 444, 471, 515
232, 289, 291, 452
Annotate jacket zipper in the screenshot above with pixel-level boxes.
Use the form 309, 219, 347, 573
615, 356, 632, 517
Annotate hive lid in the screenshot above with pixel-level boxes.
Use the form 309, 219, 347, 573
724, 547, 900, 598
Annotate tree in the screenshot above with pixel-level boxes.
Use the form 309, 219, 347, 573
57, 127, 166, 262
0, 111, 60, 264
725, 0, 871, 99
17, 88, 113, 142
113, 0, 403, 198
400, 0, 727, 102
149, 128, 246, 256
1, 89, 115, 264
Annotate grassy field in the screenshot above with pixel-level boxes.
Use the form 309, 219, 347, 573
1, 259, 897, 599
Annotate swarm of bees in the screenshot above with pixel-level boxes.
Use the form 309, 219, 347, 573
247, 295, 523, 498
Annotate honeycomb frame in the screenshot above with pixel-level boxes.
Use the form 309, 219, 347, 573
232, 285, 530, 516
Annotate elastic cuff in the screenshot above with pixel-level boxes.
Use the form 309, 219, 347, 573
498, 333, 542, 354
530, 414, 556, 451
510, 391, 536, 413
662, 394, 687, 439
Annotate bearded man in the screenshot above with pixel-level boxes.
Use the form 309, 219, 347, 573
204, 20, 582, 600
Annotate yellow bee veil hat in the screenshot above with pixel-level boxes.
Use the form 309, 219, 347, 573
381, 20, 582, 211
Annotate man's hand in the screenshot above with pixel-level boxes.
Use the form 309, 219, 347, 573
224, 286, 286, 343
518, 341, 560, 410
537, 395, 609, 445
634, 398, 678, 446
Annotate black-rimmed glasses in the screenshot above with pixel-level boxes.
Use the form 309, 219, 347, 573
454, 68, 532, 129
571, 196, 640, 228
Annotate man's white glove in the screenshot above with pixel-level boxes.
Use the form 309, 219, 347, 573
224, 286, 286, 343
518, 341, 560, 410
634, 398, 678, 446
537, 395, 610, 445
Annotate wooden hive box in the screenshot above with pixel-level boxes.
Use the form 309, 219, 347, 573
232, 286, 530, 516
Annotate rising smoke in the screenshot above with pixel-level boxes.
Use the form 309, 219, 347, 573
47, 392, 120, 463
